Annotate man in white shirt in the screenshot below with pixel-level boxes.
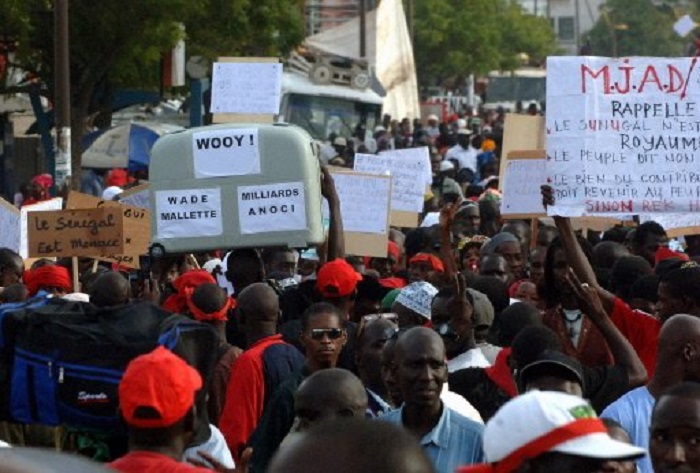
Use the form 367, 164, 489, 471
431, 276, 491, 373
445, 129, 478, 173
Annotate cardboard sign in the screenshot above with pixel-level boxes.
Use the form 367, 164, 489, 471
547, 56, 700, 217
119, 183, 150, 210
499, 114, 545, 191
326, 170, 392, 258
155, 188, 223, 239
212, 57, 281, 124
67, 192, 150, 269
237, 182, 307, 234
501, 150, 548, 218
192, 127, 261, 178
20, 198, 64, 258
27, 208, 124, 258
0, 198, 21, 253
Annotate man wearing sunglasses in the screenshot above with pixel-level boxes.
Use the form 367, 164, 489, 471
249, 302, 347, 473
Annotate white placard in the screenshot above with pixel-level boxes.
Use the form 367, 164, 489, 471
119, 189, 150, 210
155, 188, 223, 238
20, 198, 63, 258
674, 14, 696, 37
211, 62, 282, 114
329, 172, 391, 234
380, 147, 433, 186
502, 159, 547, 216
238, 182, 306, 234
0, 200, 20, 253
354, 149, 430, 213
546, 56, 700, 217
192, 128, 261, 178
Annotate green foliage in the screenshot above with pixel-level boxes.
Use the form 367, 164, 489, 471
585, 0, 684, 57
412, 0, 557, 85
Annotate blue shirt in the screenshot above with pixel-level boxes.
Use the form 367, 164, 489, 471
380, 404, 484, 473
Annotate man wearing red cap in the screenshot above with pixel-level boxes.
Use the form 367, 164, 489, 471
109, 346, 214, 472
315, 258, 363, 318
408, 253, 445, 284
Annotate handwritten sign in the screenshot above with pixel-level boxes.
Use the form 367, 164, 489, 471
499, 114, 545, 191
211, 62, 282, 114
192, 128, 261, 178
640, 213, 700, 238
501, 151, 547, 218
329, 171, 392, 234
354, 148, 430, 213
119, 184, 150, 210
238, 182, 307, 234
0, 198, 20, 253
155, 188, 223, 239
547, 56, 700, 217
67, 192, 150, 269
27, 208, 124, 258
20, 198, 63, 258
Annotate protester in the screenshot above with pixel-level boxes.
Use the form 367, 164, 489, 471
380, 327, 485, 473
392, 281, 438, 328
88, 271, 130, 307
479, 254, 510, 284
452, 204, 482, 239
602, 314, 700, 473
108, 346, 214, 473
649, 382, 700, 473
0, 248, 24, 288
219, 283, 304, 463
23, 264, 72, 297
268, 419, 436, 473
630, 221, 668, 266
261, 248, 299, 281
458, 391, 645, 473
457, 235, 489, 274
356, 316, 398, 417
501, 220, 531, 259
408, 253, 444, 283
480, 233, 524, 281
445, 129, 477, 174
249, 302, 347, 473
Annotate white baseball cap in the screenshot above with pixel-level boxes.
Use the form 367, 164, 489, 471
427, 114, 439, 122
459, 391, 645, 472
439, 160, 454, 172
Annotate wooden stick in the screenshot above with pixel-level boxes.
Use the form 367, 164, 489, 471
530, 218, 539, 250
188, 254, 201, 270
91, 259, 99, 273
71, 257, 80, 293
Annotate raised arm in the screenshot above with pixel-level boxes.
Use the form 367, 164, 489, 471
321, 166, 344, 262
439, 200, 461, 279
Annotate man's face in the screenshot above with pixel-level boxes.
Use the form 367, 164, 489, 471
529, 248, 546, 286
496, 242, 524, 280
271, 251, 298, 279
0, 267, 20, 287
514, 281, 540, 308
395, 333, 447, 409
408, 261, 435, 284
650, 395, 700, 473
638, 233, 668, 265
552, 248, 573, 296
480, 255, 510, 284
453, 207, 481, 238
300, 313, 347, 370
431, 156, 441, 175
657, 282, 688, 322
381, 341, 402, 406
431, 295, 471, 359
357, 320, 397, 391
370, 256, 395, 279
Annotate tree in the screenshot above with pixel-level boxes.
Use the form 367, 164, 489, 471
585, 0, 684, 57
0, 0, 305, 189
412, 0, 557, 86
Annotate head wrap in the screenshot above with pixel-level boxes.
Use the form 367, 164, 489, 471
162, 269, 216, 313
184, 287, 234, 322
24, 265, 72, 296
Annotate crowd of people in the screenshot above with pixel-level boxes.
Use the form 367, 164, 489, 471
1, 110, 699, 473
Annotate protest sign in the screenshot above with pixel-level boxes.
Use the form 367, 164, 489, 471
192, 127, 261, 178
499, 114, 546, 191
67, 192, 150, 269
27, 208, 124, 258
211, 57, 281, 124
327, 170, 392, 258
501, 150, 547, 218
640, 213, 700, 238
546, 56, 700, 217
155, 188, 223, 239
237, 182, 307, 235
0, 198, 20, 253
20, 198, 63, 258
354, 148, 430, 226
119, 183, 150, 210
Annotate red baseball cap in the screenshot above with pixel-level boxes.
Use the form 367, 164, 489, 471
119, 346, 202, 429
409, 253, 445, 273
316, 258, 363, 298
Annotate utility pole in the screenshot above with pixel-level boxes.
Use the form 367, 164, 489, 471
359, 0, 367, 59
54, 0, 72, 190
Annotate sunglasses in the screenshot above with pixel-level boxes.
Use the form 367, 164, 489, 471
308, 328, 344, 341
358, 313, 399, 341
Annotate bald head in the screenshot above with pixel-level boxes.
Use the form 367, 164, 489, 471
395, 326, 445, 362
294, 369, 368, 431
269, 419, 436, 473
237, 282, 279, 328
89, 272, 130, 307
657, 314, 700, 382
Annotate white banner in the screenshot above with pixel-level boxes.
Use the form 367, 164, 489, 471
192, 128, 261, 178
211, 62, 282, 114
238, 182, 307, 234
546, 56, 700, 216
155, 188, 223, 238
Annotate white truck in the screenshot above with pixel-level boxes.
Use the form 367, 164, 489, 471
279, 50, 384, 142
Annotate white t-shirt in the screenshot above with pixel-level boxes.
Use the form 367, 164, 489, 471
445, 145, 478, 173
447, 348, 491, 373
182, 424, 235, 469
601, 386, 654, 473
441, 383, 484, 424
